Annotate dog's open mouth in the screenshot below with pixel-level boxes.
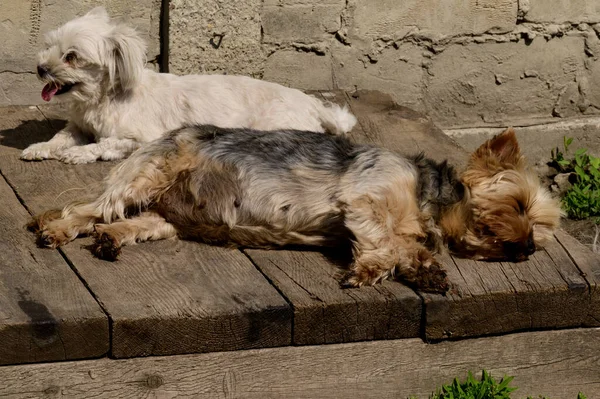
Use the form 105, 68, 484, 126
41, 82, 75, 102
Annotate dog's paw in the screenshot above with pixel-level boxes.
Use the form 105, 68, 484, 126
394, 250, 449, 294
34, 217, 81, 249
339, 267, 387, 288
91, 232, 121, 261
36, 228, 71, 249
58, 148, 98, 164
99, 149, 127, 161
414, 261, 449, 294
339, 271, 364, 288
20, 143, 59, 161
27, 209, 63, 233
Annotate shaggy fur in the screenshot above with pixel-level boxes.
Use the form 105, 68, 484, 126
28, 126, 563, 293
20, 7, 356, 164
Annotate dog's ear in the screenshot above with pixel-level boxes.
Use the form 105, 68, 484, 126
109, 24, 146, 93
85, 7, 110, 21
472, 127, 522, 166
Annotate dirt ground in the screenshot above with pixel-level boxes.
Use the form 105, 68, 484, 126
447, 118, 600, 253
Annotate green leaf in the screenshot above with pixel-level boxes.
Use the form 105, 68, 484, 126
565, 136, 574, 151
496, 376, 514, 391
574, 165, 589, 182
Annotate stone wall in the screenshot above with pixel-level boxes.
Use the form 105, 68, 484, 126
2, 0, 600, 129
0, 0, 160, 106
169, 0, 600, 128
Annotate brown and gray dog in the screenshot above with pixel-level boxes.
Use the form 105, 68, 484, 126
28, 126, 562, 293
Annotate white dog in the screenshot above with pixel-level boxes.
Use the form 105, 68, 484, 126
21, 7, 357, 164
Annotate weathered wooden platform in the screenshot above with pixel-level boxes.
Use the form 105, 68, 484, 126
0, 91, 598, 387
1, 328, 599, 398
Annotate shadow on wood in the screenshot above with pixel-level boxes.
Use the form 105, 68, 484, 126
0, 118, 65, 150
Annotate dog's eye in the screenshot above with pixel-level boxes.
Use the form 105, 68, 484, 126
515, 200, 526, 214
64, 52, 77, 63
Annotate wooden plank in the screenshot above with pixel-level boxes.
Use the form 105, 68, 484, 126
65, 240, 292, 358
425, 242, 591, 339
0, 106, 292, 358
0, 106, 108, 365
331, 90, 598, 339
554, 229, 600, 326
245, 250, 422, 345
0, 328, 598, 398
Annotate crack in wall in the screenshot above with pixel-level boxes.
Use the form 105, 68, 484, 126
0, 71, 36, 75
355, 22, 600, 58
259, 17, 600, 68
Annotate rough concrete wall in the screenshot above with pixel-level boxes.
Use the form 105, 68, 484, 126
169, 0, 600, 128
0, 0, 161, 106
169, 0, 265, 77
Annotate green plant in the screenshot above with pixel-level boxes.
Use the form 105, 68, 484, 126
430, 370, 515, 399
408, 370, 587, 399
550, 137, 600, 221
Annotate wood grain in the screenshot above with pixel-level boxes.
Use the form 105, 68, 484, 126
0, 106, 108, 365
66, 239, 292, 358
424, 241, 591, 339
0, 106, 292, 358
0, 328, 598, 398
554, 229, 600, 326
245, 249, 421, 344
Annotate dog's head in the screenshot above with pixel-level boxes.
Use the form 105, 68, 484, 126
441, 128, 563, 262
36, 7, 146, 103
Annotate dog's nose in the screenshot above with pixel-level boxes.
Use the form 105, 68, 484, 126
525, 236, 536, 256
37, 65, 48, 78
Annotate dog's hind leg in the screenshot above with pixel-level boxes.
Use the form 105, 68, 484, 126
35, 201, 102, 248
93, 137, 183, 223
33, 138, 177, 248
34, 171, 171, 248
92, 212, 177, 261
27, 209, 64, 233
32, 151, 160, 249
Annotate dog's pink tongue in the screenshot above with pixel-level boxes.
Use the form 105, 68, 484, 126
41, 83, 58, 102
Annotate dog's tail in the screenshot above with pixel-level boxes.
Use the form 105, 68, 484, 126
317, 101, 357, 135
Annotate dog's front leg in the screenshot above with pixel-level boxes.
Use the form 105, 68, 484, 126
57, 137, 141, 164
21, 122, 90, 161
92, 212, 178, 261
341, 195, 449, 293
341, 242, 448, 293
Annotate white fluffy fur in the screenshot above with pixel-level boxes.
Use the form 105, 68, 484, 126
22, 7, 357, 164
